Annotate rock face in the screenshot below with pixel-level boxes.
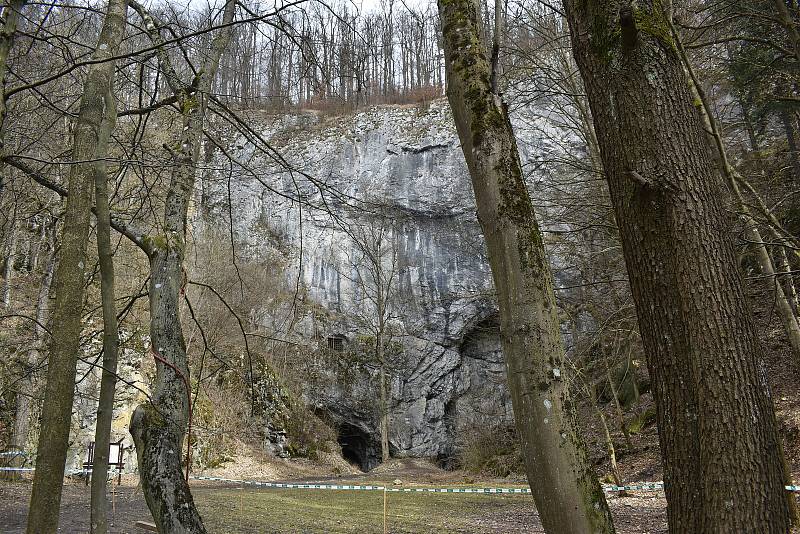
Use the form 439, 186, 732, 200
199, 99, 564, 469
66, 330, 149, 474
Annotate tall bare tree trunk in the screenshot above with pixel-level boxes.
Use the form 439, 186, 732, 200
90, 76, 125, 533
563, 2, 790, 531
670, 21, 800, 525
26, 1, 128, 531
780, 110, 800, 185
0, 0, 26, 144
2, 219, 15, 307
588, 383, 623, 489
775, 0, 800, 66
11, 245, 55, 455
378, 334, 389, 463
437, 1, 614, 532
128, 1, 235, 531
605, 364, 632, 451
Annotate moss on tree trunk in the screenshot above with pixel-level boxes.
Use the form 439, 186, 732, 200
437, 1, 615, 532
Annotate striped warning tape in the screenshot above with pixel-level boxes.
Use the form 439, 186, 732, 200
604, 483, 664, 492
0, 467, 122, 475
2, 468, 798, 493
188, 475, 800, 494
190, 475, 531, 493
0, 450, 27, 457
604, 482, 800, 493
191, 475, 387, 491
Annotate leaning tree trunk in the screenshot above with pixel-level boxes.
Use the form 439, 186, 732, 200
587, 382, 623, 491
0, 0, 27, 207
130, 225, 205, 533
563, 2, 790, 532
605, 363, 632, 451
437, 1, 614, 532
26, 1, 128, 532
90, 80, 125, 533
128, 1, 235, 531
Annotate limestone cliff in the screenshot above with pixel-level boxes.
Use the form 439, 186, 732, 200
197, 99, 569, 469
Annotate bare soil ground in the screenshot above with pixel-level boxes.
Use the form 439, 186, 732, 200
0, 463, 669, 534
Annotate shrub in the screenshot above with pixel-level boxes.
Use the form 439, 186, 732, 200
458, 423, 524, 478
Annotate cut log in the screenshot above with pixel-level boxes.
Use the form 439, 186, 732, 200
134, 521, 158, 532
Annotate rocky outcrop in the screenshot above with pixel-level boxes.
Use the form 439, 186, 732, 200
65, 330, 148, 474
198, 99, 572, 469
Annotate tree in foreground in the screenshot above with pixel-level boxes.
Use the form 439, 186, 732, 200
89, 14, 126, 529
26, 1, 128, 532
437, 0, 614, 532
562, 0, 790, 531
127, 0, 235, 531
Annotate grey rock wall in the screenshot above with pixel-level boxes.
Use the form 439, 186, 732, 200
198, 99, 568, 468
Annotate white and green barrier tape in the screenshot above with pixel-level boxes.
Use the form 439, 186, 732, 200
603, 483, 664, 492
0, 467, 121, 476
2, 468, 799, 494
187, 475, 800, 494
191, 475, 531, 493
0, 450, 27, 457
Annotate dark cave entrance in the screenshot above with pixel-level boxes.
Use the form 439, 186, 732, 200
337, 422, 380, 472
437, 396, 459, 470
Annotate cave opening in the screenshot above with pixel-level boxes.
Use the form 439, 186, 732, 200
337, 422, 379, 472
437, 396, 459, 470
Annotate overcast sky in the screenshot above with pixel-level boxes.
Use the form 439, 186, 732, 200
359, 0, 431, 11
189, 0, 433, 14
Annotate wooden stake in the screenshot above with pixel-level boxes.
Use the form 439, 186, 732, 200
383, 486, 388, 534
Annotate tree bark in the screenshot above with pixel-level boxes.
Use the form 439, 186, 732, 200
90, 77, 125, 533
670, 19, 800, 366
437, 1, 614, 532
563, 2, 790, 531
780, 110, 800, 185
128, 1, 235, 531
775, 0, 800, 66
672, 22, 800, 524
379, 357, 390, 463
26, 1, 128, 531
